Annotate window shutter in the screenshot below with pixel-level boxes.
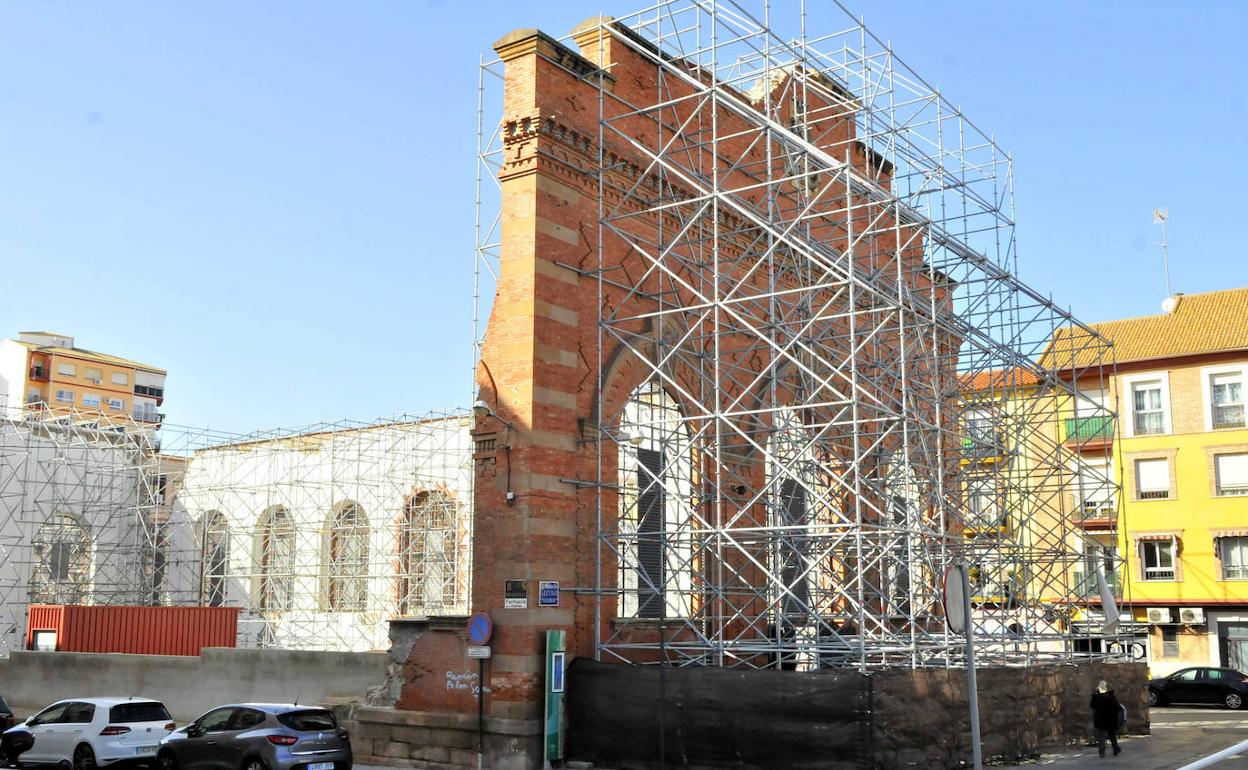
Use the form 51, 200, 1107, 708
1217, 453, 1248, 492
1136, 459, 1169, 493
636, 448, 666, 619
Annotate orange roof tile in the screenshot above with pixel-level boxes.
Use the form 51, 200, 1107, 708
1047, 287, 1248, 369
960, 367, 1041, 393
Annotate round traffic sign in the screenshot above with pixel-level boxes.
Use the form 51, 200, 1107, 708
468, 612, 493, 645
943, 565, 967, 634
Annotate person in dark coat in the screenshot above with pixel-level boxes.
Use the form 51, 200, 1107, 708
1090, 679, 1122, 757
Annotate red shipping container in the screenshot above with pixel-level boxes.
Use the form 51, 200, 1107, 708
26, 605, 240, 656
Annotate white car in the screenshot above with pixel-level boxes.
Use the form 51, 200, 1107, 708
2, 697, 174, 769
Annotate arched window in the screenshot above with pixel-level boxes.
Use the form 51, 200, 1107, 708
255, 507, 295, 611
768, 407, 815, 639
30, 513, 90, 604
201, 511, 229, 607
617, 382, 693, 619
398, 491, 459, 616
327, 502, 368, 611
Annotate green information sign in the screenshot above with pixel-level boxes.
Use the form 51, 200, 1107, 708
543, 629, 566, 764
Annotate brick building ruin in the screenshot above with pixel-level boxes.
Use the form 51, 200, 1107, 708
378, 3, 1131, 768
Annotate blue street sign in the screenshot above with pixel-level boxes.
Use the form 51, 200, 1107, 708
539, 580, 559, 607
468, 612, 493, 645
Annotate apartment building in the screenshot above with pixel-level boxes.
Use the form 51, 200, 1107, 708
0, 332, 166, 425
1066, 288, 1248, 675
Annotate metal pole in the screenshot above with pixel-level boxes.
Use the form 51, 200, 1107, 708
477, 657, 485, 770
961, 564, 983, 770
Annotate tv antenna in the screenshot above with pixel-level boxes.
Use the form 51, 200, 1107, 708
1153, 208, 1171, 297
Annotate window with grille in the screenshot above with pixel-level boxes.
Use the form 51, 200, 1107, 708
1211, 372, 1245, 429
398, 491, 459, 616
1132, 381, 1165, 435
327, 502, 369, 611
1162, 626, 1180, 658
256, 508, 295, 611
1141, 539, 1177, 581
1216, 453, 1248, 497
1135, 458, 1171, 500
1220, 537, 1248, 580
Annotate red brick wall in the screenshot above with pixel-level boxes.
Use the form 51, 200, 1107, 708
400, 18, 951, 725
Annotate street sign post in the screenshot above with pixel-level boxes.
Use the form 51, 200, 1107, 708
944, 564, 982, 770
466, 612, 492, 770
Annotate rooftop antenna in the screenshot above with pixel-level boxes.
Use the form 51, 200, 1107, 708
1153, 208, 1172, 298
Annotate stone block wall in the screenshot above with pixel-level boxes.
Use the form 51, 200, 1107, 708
871, 661, 1149, 768
344, 706, 538, 770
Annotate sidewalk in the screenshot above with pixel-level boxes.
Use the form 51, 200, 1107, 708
1024, 707, 1248, 768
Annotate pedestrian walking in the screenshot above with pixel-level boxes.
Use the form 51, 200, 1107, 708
1090, 679, 1122, 758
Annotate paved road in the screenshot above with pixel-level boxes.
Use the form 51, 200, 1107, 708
1025, 706, 1248, 768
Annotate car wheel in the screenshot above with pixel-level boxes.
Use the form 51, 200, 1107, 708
1148, 689, 1164, 707
72, 745, 97, 770
158, 750, 180, 770
241, 757, 269, 770
1226, 692, 1244, 710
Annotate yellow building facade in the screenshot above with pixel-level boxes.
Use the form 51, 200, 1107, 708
1069, 288, 1248, 675
0, 332, 167, 425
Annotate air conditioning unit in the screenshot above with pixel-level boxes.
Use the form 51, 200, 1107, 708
1146, 607, 1173, 624
1179, 607, 1206, 625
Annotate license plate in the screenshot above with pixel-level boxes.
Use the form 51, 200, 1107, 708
135, 745, 158, 755
307, 763, 335, 770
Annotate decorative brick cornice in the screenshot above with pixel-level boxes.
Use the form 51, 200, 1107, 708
493, 27, 614, 87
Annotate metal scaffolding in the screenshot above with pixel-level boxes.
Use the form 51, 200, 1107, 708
476, 0, 1126, 670
0, 402, 473, 654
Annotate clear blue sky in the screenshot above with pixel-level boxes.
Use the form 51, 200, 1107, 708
2, 2, 1245, 433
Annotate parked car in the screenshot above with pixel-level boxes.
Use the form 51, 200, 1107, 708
0, 693, 34, 767
1148, 666, 1248, 709
0, 694, 16, 732
157, 704, 351, 770
1, 697, 174, 769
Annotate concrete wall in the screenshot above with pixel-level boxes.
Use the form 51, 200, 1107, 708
0, 647, 387, 721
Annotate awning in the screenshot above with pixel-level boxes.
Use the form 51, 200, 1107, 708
1133, 530, 1182, 541
1211, 528, 1248, 539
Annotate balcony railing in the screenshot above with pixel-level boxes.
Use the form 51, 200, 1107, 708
1069, 500, 1117, 525
1065, 415, 1114, 443
1073, 571, 1119, 597
1213, 404, 1245, 430
29, 366, 49, 382
961, 430, 1005, 458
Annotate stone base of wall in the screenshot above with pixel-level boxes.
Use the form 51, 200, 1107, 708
871, 661, 1150, 769
346, 706, 540, 770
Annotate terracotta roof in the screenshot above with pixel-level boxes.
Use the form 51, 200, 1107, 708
960, 367, 1041, 393
1045, 287, 1248, 369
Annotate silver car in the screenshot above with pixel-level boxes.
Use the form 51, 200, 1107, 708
157, 704, 350, 770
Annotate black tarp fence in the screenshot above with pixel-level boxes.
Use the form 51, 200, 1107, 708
566, 658, 871, 770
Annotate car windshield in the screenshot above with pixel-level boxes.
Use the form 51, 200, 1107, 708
110, 702, 172, 723
277, 710, 337, 731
